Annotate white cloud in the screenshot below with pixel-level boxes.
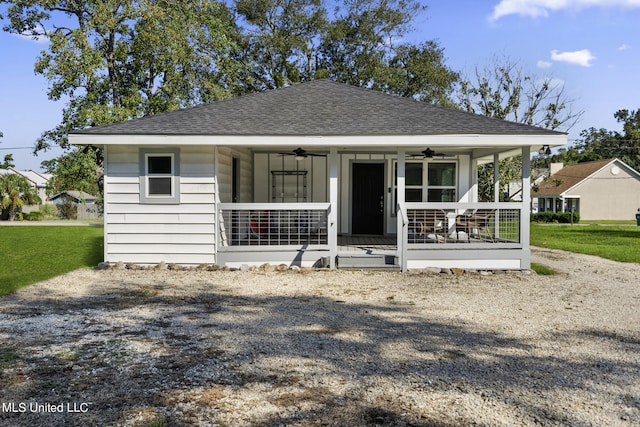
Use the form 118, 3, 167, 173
550, 49, 596, 67
490, 0, 640, 21
537, 60, 553, 69
617, 43, 631, 51
11, 32, 50, 44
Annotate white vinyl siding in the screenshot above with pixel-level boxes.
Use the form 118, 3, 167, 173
216, 146, 252, 203
103, 145, 216, 265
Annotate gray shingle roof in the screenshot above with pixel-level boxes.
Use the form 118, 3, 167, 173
72, 79, 563, 136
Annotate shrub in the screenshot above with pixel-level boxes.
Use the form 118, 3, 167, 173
531, 212, 580, 223
38, 203, 58, 220
26, 211, 43, 221
57, 203, 78, 220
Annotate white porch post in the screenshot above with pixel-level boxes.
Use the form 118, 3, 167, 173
328, 147, 338, 268
493, 153, 500, 202
396, 150, 407, 271
493, 153, 501, 239
521, 146, 531, 269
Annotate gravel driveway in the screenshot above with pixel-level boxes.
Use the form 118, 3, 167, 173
1, 247, 639, 426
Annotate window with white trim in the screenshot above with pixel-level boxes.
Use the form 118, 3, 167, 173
427, 162, 456, 202
140, 149, 180, 204
394, 161, 457, 207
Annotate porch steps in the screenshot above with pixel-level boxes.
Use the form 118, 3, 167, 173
336, 254, 400, 271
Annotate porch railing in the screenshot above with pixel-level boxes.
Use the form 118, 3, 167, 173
402, 202, 523, 247
218, 203, 330, 250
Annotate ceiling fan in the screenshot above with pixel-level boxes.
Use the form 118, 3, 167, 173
278, 147, 327, 161
407, 148, 449, 159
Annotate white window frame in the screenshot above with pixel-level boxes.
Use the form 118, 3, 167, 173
426, 161, 457, 202
139, 148, 180, 204
393, 160, 458, 209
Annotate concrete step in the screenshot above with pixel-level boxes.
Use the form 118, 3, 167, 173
337, 254, 400, 270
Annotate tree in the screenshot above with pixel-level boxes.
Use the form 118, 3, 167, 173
2, 0, 251, 202
0, 173, 40, 221
236, 0, 459, 101
532, 108, 640, 172
235, 0, 328, 89
1, 154, 14, 169
40, 147, 101, 198
457, 56, 582, 130
318, 0, 458, 103
455, 56, 583, 200
1, 0, 249, 152
573, 109, 640, 171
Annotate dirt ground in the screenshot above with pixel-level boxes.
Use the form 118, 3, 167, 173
0, 247, 639, 426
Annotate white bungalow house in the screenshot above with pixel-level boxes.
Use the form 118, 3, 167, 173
68, 80, 566, 270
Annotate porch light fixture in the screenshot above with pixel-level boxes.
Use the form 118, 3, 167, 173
538, 145, 551, 155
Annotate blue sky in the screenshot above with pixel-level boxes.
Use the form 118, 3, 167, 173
1, 0, 639, 171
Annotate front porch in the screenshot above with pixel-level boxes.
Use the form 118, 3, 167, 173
213, 141, 538, 271
216, 201, 527, 271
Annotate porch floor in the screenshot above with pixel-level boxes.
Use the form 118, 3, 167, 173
337, 235, 397, 255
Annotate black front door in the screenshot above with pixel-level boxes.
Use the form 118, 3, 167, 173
352, 163, 384, 235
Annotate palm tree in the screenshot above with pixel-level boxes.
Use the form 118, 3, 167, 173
0, 173, 40, 221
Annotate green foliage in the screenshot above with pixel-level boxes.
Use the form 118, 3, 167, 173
477, 156, 523, 202
38, 203, 59, 220
318, 0, 458, 103
236, 0, 328, 88
1, 0, 248, 152
26, 210, 43, 221
0, 226, 104, 296
236, 0, 459, 102
41, 147, 101, 197
0, 173, 40, 221
531, 212, 580, 224
57, 203, 78, 220
1, 154, 14, 169
530, 224, 640, 263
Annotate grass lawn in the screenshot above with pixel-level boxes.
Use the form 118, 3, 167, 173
0, 226, 103, 296
531, 223, 640, 263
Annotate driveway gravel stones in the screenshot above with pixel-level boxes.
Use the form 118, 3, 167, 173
0, 247, 638, 426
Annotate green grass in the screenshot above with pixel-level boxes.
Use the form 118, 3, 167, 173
530, 262, 558, 275
531, 223, 640, 263
0, 226, 103, 296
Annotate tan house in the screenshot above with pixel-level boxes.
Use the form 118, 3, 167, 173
532, 158, 640, 221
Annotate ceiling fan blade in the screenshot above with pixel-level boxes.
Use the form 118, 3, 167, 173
307, 153, 327, 157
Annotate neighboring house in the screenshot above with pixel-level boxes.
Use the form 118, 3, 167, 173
49, 190, 98, 205
0, 168, 52, 202
532, 158, 640, 221
507, 168, 549, 202
69, 79, 566, 270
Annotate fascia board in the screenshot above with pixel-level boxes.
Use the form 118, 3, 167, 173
70, 133, 567, 149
